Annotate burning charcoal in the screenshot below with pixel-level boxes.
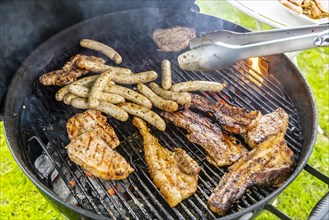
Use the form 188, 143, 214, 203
34, 153, 59, 182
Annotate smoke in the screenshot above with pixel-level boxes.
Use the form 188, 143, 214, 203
0, 0, 195, 113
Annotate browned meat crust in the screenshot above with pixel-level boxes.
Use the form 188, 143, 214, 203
66, 109, 120, 149
243, 108, 289, 148
187, 94, 262, 134
133, 117, 200, 207
39, 54, 105, 86
66, 130, 134, 180
152, 26, 196, 52
161, 109, 248, 166
208, 139, 294, 216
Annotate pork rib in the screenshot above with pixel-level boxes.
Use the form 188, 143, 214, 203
208, 139, 294, 216
161, 109, 248, 166
187, 94, 262, 134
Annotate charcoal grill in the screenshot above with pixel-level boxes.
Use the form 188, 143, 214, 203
1, 2, 329, 220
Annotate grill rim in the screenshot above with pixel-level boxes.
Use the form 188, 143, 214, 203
3, 8, 318, 219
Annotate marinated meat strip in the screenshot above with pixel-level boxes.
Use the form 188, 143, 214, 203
208, 139, 294, 216
161, 109, 248, 166
39, 54, 105, 86
66, 109, 120, 149
187, 94, 262, 134
133, 117, 200, 207
66, 131, 134, 180
152, 26, 196, 52
243, 108, 289, 148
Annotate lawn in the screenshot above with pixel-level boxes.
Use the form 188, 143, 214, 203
1, 1, 328, 219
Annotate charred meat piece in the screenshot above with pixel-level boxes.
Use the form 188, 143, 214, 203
133, 117, 200, 207
66, 109, 120, 149
66, 131, 134, 180
152, 26, 196, 52
244, 108, 289, 148
39, 54, 105, 86
208, 139, 294, 216
187, 94, 262, 134
161, 109, 248, 166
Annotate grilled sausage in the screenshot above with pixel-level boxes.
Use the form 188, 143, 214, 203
161, 60, 172, 89
69, 84, 125, 104
137, 83, 178, 112
63, 93, 78, 105
112, 71, 158, 85
104, 85, 152, 109
77, 59, 131, 74
170, 81, 226, 92
55, 75, 99, 101
149, 82, 191, 105
118, 102, 166, 131
89, 70, 115, 108
70, 97, 129, 122
80, 39, 122, 64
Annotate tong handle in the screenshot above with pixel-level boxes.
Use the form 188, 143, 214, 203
190, 23, 329, 48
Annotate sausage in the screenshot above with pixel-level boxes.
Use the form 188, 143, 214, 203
88, 70, 115, 108
149, 82, 191, 105
112, 71, 158, 85
69, 84, 125, 104
77, 59, 131, 74
137, 83, 178, 112
70, 97, 129, 122
118, 102, 166, 131
170, 81, 226, 92
104, 85, 152, 109
80, 39, 122, 64
55, 75, 99, 101
161, 60, 172, 89
63, 93, 78, 105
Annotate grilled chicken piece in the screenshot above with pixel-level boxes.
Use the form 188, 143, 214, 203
66, 131, 134, 180
243, 108, 289, 149
161, 109, 248, 166
39, 54, 105, 86
152, 26, 196, 52
187, 94, 262, 134
208, 139, 294, 216
66, 109, 120, 149
133, 117, 200, 207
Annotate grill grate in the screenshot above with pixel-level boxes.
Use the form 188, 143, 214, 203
20, 30, 303, 219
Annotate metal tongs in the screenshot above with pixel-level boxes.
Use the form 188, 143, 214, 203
178, 24, 329, 71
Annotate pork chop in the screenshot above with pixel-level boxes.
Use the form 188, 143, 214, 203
133, 117, 200, 207
152, 26, 196, 52
66, 109, 120, 149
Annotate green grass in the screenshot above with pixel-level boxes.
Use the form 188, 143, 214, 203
1, 1, 328, 219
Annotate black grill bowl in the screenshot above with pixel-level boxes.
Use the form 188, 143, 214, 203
3, 9, 317, 220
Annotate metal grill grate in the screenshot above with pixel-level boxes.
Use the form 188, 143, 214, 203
20, 30, 303, 219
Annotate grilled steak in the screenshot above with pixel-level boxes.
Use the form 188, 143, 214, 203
66, 109, 120, 149
152, 26, 196, 52
243, 108, 289, 148
208, 139, 294, 216
39, 54, 105, 86
133, 117, 200, 207
187, 94, 262, 134
66, 131, 134, 180
161, 109, 248, 166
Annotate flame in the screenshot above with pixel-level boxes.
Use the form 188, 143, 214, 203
247, 57, 268, 87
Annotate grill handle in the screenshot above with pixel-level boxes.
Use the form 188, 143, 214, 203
263, 163, 329, 220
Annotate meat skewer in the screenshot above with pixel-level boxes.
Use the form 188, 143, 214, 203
161, 109, 248, 166
133, 117, 200, 207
